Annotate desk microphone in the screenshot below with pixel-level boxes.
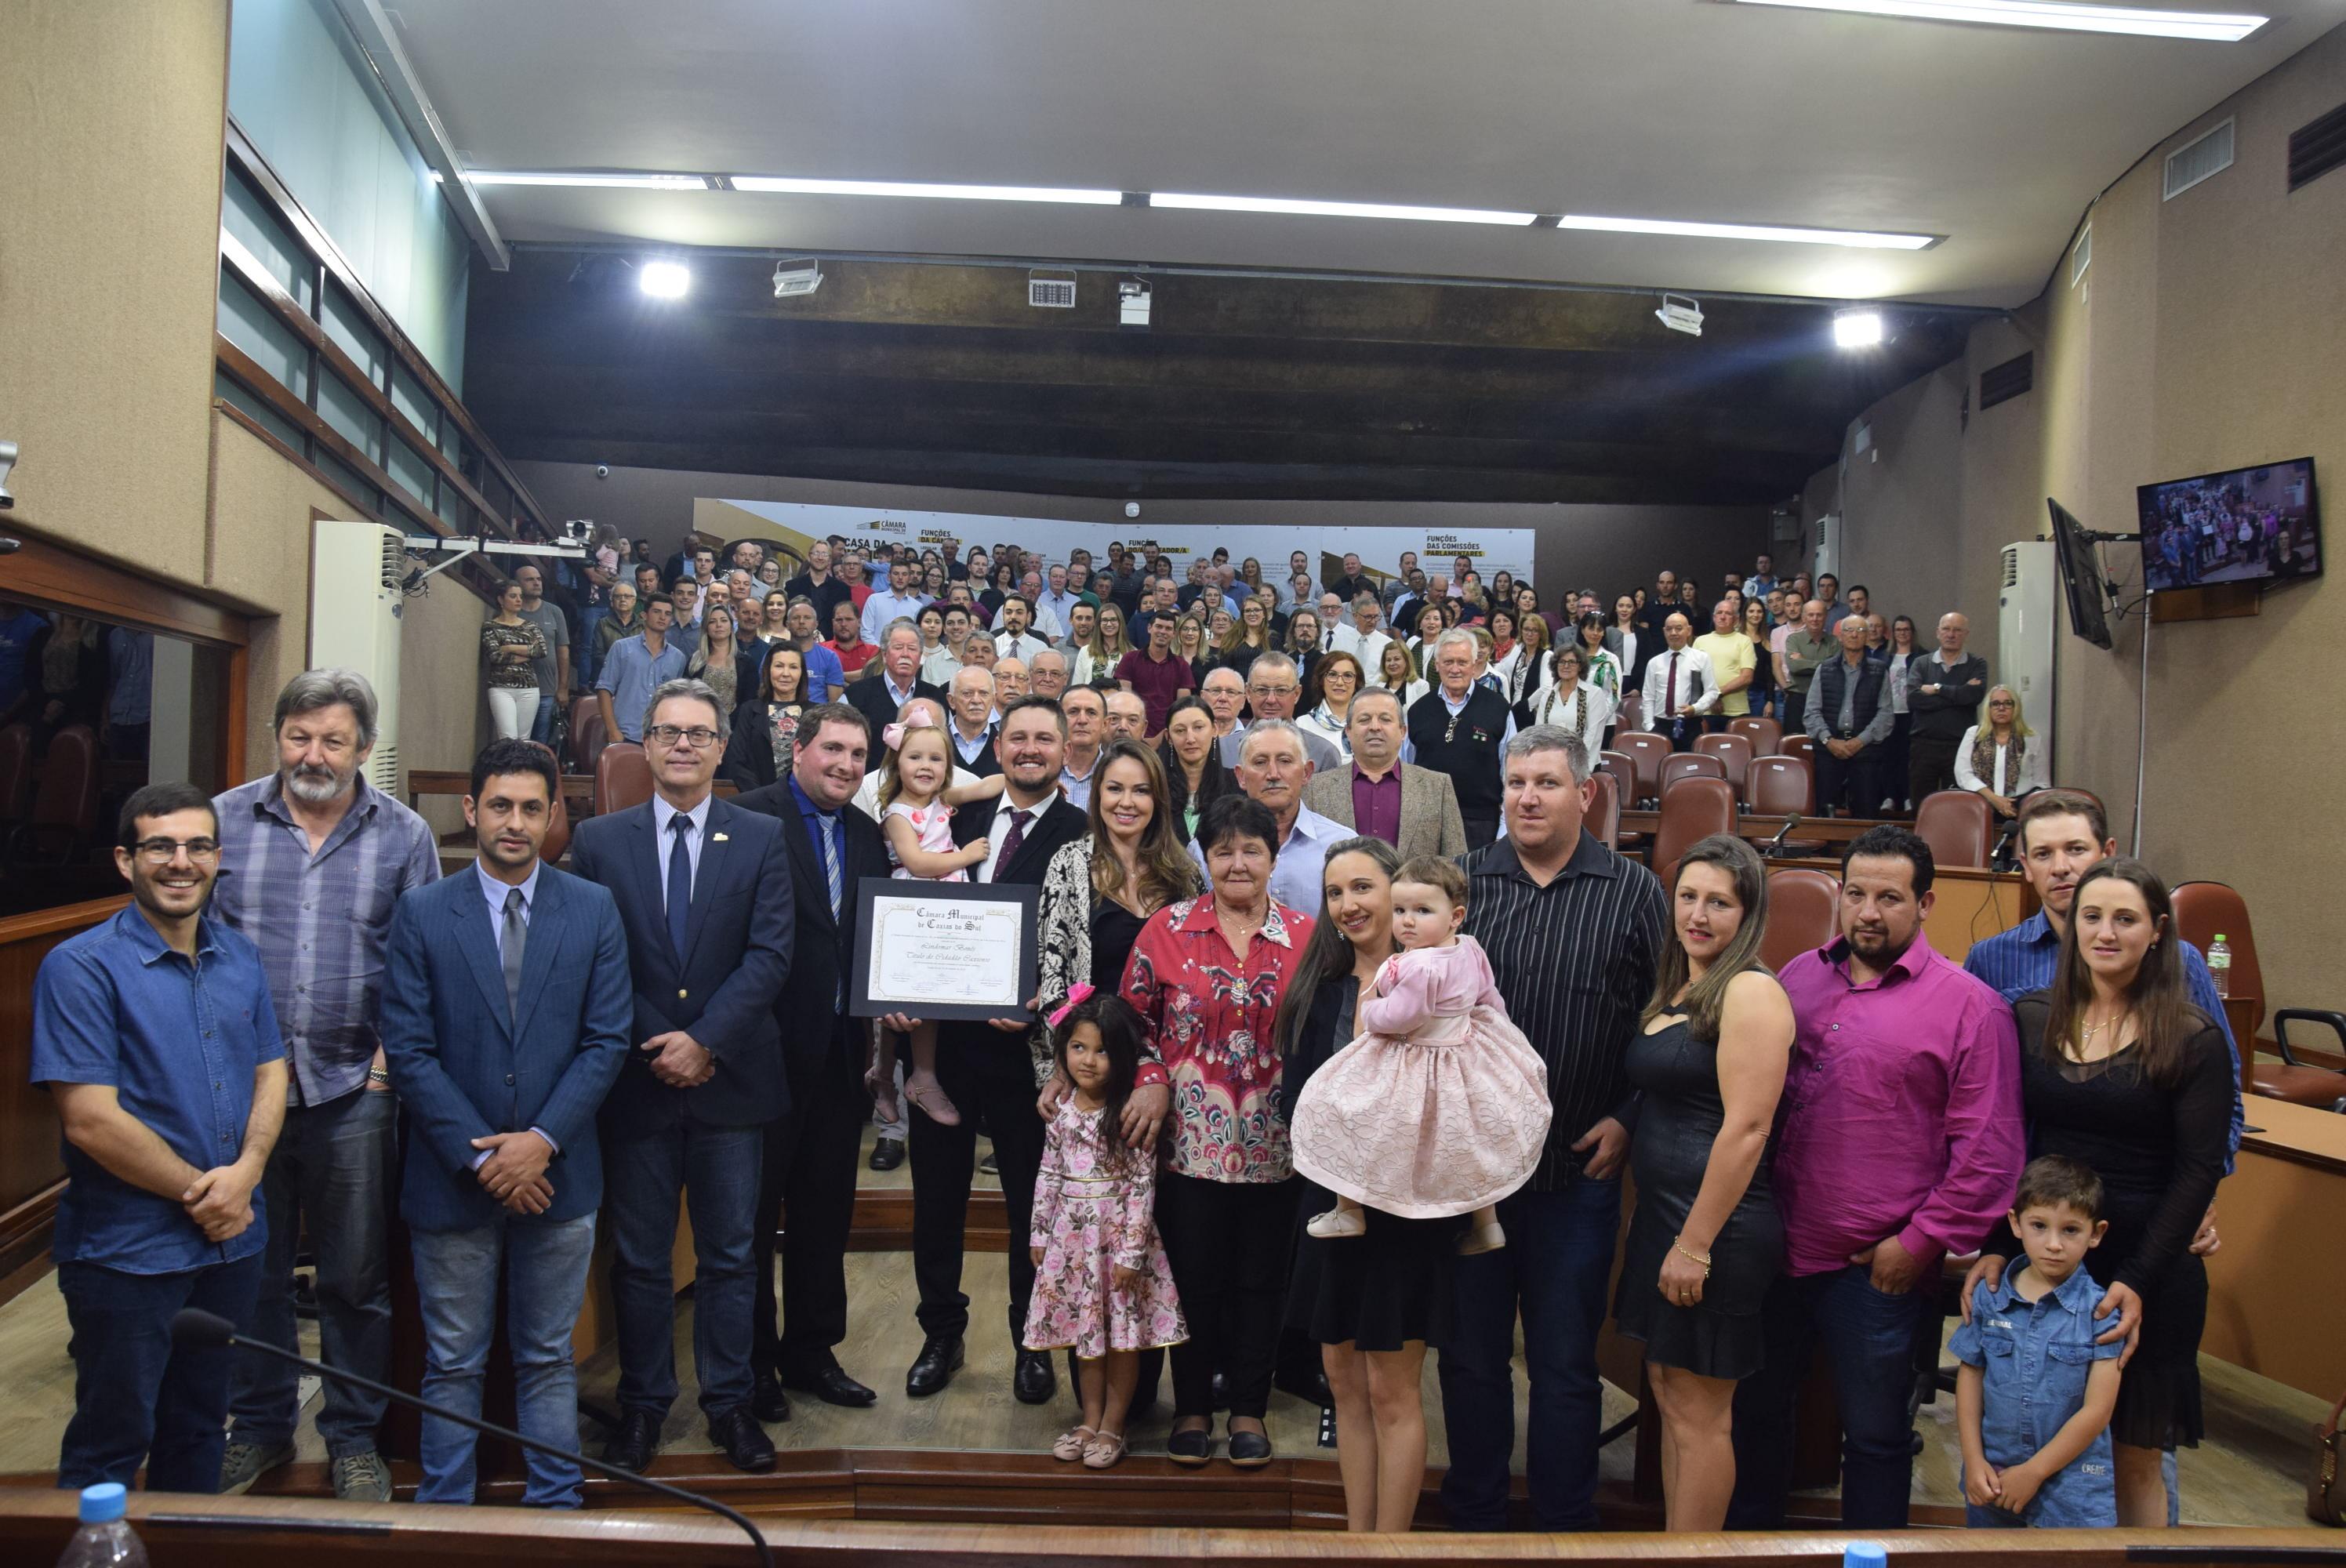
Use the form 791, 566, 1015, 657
169, 1308, 772, 1567
1763, 814, 1803, 855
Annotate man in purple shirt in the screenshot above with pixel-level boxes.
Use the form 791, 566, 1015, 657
1727, 824, 2025, 1530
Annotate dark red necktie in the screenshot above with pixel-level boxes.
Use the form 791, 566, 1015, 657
991, 808, 1033, 880
1665, 652, 1680, 717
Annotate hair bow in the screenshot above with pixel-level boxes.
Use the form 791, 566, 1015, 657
881, 712, 940, 753
1048, 982, 1096, 1030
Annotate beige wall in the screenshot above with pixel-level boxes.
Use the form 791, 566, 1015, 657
1809, 22, 2346, 1007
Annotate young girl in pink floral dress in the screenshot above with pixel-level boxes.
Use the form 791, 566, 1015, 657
1289, 855, 1552, 1255
1024, 989, 1186, 1471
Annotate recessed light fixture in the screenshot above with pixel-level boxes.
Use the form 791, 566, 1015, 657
1727, 0, 2267, 43
1833, 307, 1887, 347
1151, 193, 1540, 226
638, 261, 691, 299
455, 171, 709, 189
731, 176, 1121, 205
1560, 213, 1938, 250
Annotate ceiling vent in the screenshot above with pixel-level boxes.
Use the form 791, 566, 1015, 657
2163, 118, 2235, 200
1979, 351, 2034, 411
1028, 269, 1077, 308
2070, 224, 2091, 285
2288, 100, 2346, 192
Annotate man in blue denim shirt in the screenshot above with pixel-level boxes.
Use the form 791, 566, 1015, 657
32, 782, 286, 1491
1952, 1156, 2123, 1528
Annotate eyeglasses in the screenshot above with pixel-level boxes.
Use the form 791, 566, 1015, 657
133, 837, 220, 863
645, 725, 721, 750
1249, 684, 1298, 699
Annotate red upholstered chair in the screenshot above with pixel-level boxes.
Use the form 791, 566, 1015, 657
1584, 768, 1620, 850
1650, 776, 1737, 887
1779, 733, 1816, 771
1614, 689, 1643, 735
1617, 731, 1672, 808
594, 742, 654, 817
1728, 715, 1782, 757
565, 695, 605, 772
0, 723, 31, 822
2168, 880, 2346, 1107
1763, 868, 1841, 971
1600, 750, 1637, 808
1745, 753, 1814, 817
1661, 753, 1727, 796
1692, 732, 1753, 792
524, 742, 573, 864
9, 724, 100, 862
1914, 789, 1995, 869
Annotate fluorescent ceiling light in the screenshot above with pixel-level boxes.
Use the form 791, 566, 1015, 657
1560, 213, 1938, 249
1729, 0, 2267, 43
638, 261, 691, 299
1152, 192, 1540, 225
456, 171, 708, 189
731, 176, 1121, 205
1834, 308, 1887, 347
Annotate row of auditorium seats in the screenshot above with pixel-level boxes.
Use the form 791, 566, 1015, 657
0, 722, 100, 863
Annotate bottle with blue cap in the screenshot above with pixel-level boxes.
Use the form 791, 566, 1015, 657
1842, 1542, 1887, 1568
55, 1483, 147, 1568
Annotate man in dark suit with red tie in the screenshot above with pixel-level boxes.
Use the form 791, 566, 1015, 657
902, 696, 1088, 1406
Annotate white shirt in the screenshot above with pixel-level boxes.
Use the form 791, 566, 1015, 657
1886, 649, 1915, 715
1331, 623, 1392, 673
1953, 725, 2047, 798
859, 587, 928, 643
993, 604, 1066, 640
474, 858, 540, 928
995, 630, 1052, 664
852, 764, 979, 822
1640, 643, 1719, 723
1494, 644, 1552, 707
1523, 681, 1616, 762
1186, 804, 1349, 914
650, 792, 713, 911
921, 644, 964, 686
978, 794, 1053, 882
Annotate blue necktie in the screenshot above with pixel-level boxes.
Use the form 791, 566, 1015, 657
666, 814, 694, 961
819, 812, 844, 920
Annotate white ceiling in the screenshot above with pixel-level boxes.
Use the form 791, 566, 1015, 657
383, 0, 2346, 308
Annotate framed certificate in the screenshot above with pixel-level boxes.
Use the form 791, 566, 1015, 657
848, 878, 1040, 1022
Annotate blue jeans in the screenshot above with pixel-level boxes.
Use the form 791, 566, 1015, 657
412, 1215, 597, 1507
230, 1084, 396, 1458
57, 1253, 263, 1491
1728, 1265, 1929, 1529
529, 693, 557, 744
605, 1120, 764, 1419
1437, 1177, 1622, 1530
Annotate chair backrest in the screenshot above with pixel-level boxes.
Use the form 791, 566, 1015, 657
1694, 731, 1753, 789
1727, 715, 1782, 757
1585, 768, 1620, 849
31, 724, 100, 834
1745, 753, 1814, 817
524, 742, 572, 864
1618, 731, 1672, 806
1651, 775, 1737, 887
594, 742, 654, 817
1661, 752, 1727, 795
1913, 789, 1994, 869
1763, 868, 1841, 971
1599, 750, 1636, 812
0, 724, 31, 820
2172, 880, 2262, 1036
565, 695, 602, 771
1615, 688, 1643, 735
1778, 732, 1815, 771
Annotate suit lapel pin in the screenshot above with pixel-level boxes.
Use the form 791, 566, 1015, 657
712, 833, 729, 842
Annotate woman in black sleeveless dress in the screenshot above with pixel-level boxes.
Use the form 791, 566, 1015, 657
1612, 834, 1794, 1532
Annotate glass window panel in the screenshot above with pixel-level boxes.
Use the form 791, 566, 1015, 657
213, 371, 304, 452
310, 447, 380, 514
221, 170, 314, 312
386, 437, 434, 510
216, 272, 309, 400
387, 368, 436, 443
321, 278, 387, 390
316, 372, 383, 466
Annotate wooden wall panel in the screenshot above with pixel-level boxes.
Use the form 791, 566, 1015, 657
0, 898, 124, 1302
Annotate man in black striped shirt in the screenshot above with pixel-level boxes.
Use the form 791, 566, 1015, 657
1438, 724, 1669, 1532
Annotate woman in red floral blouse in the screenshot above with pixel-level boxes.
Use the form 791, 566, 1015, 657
1120, 793, 1314, 1469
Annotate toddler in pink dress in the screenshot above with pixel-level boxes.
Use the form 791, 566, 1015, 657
1289, 855, 1552, 1254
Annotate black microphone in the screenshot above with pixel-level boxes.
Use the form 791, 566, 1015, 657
170, 1308, 771, 1567
1763, 814, 1803, 855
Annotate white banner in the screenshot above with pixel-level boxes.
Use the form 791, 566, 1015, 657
696, 499, 1534, 594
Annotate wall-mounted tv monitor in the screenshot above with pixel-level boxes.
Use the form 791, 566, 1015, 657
2047, 498, 2113, 649
2137, 457, 2320, 594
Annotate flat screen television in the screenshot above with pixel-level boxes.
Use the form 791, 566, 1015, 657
2137, 457, 2320, 593
2047, 497, 2114, 649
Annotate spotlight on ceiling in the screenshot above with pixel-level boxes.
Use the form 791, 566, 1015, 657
1654, 292, 1705, 337
772, 259, 824, 299
1833, 307, 1886, 347
638, 260, 691, 299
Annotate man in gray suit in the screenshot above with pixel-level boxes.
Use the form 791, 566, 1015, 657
1302, 687, 1467, 859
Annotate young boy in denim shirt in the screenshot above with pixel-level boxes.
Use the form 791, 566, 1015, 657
1952, 1155, 2124, 1527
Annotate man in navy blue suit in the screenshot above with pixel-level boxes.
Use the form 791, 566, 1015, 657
568, 679, 794, 1474
381, 739, 632, 1507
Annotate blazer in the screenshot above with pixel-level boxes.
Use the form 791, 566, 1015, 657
945, 794, 1089, 1051
567, 795, 796, 1131
732, 778, 892, 1100
380, 866, 633, 1230
845, 672, 946, 732
1303, 760, 1469, 861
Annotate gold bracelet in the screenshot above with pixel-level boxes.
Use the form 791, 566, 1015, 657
1672, 1239, 1712, 1277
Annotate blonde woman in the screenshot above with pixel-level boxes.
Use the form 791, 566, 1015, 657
1498, 612, 1552, 707
1175, 612, 1213, 687
688, 603, 745, 713
1955, 684, 2046, 822
1378, 638, 1429, 710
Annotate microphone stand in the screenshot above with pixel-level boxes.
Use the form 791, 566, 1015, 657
170, 1310, 772, 1568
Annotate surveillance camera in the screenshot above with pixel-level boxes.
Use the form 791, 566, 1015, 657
594, 464, 610, 481
1124, 502, 1141, 519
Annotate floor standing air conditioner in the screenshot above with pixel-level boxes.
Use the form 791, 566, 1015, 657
1812, 514, 1840, 586
1999, 539, 2056, 750
310, 519, 407, 791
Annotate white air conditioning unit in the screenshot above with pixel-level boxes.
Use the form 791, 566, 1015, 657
1812, 514, 1840, 584
1999, 539, 2057, 748
310, 519, 406, 791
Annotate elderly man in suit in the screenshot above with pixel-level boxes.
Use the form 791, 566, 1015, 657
568, 679, 794, 1475
381, 739, 632, 1507
735, 702, 894, 1417
1304, 686, 1468, 858
844, 620, 944, 732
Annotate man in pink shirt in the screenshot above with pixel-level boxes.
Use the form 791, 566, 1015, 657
1727, 823, 2023, 1531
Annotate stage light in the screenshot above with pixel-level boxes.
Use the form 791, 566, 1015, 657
731, 176, 1121, 205
1560, 213, 1938, 249
639, 261, 691, 299
1834, 308, 1886, 347
1150, 193, 1540, 225
456, 171, 709, 189
1727, 0, 2266, 43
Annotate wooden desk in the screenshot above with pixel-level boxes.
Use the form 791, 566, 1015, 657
1618, 810, 1891, 849
2203, 1096, 2346, 1401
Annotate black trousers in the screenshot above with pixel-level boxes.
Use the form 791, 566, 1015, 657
753, 1025, 865, 1379
1155, 1171, 1299, 1420
1781, 688, 1807, 736
909, 1028, 1048, 1347
1908, 732, 1962, 806
1653, 714, 1698, 753
1813, 741, 1883, 818
1460, 810, 1501, 850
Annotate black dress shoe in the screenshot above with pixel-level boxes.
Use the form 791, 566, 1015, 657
1275, 1363, 1332, 1406
868, 1136, 906, 1171
1227, 1426, 1273, 1468
1210, 1370, 1230, 1411
602, 1409, 662, 1472
707, 1406, 777, 1472
906, 1334, 964, 1397
751, 1371, 792, 1425
1013, 1348, 1056, 1405
782, 1363, 878, 1408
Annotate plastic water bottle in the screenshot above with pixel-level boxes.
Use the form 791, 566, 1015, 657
2207, 935, 2232, 999
1842, 1544, 1887, 1568
56, 1483, 146, 1568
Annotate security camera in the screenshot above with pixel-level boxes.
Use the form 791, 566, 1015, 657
1125, 502, 1141, 519
0, 440, 16, 510
594, 464, 611, 480
561, 518, 591, 543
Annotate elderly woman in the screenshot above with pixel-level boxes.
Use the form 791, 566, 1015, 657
1519, 643, 1615, 760
1498, 610, 1552, 708
1121, 794, 1313, 1468
1956, 684, 2046, 823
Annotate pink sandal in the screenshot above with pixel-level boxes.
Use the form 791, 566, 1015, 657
903, 1074, 962, 1127
1082, 1431, 1128, 1470
1052, 1425, 1096, 1462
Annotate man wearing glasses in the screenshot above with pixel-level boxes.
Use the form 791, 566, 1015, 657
1223, 652, 1342, 773
34, 783, 285, 1492
568, 679, 794, 1476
